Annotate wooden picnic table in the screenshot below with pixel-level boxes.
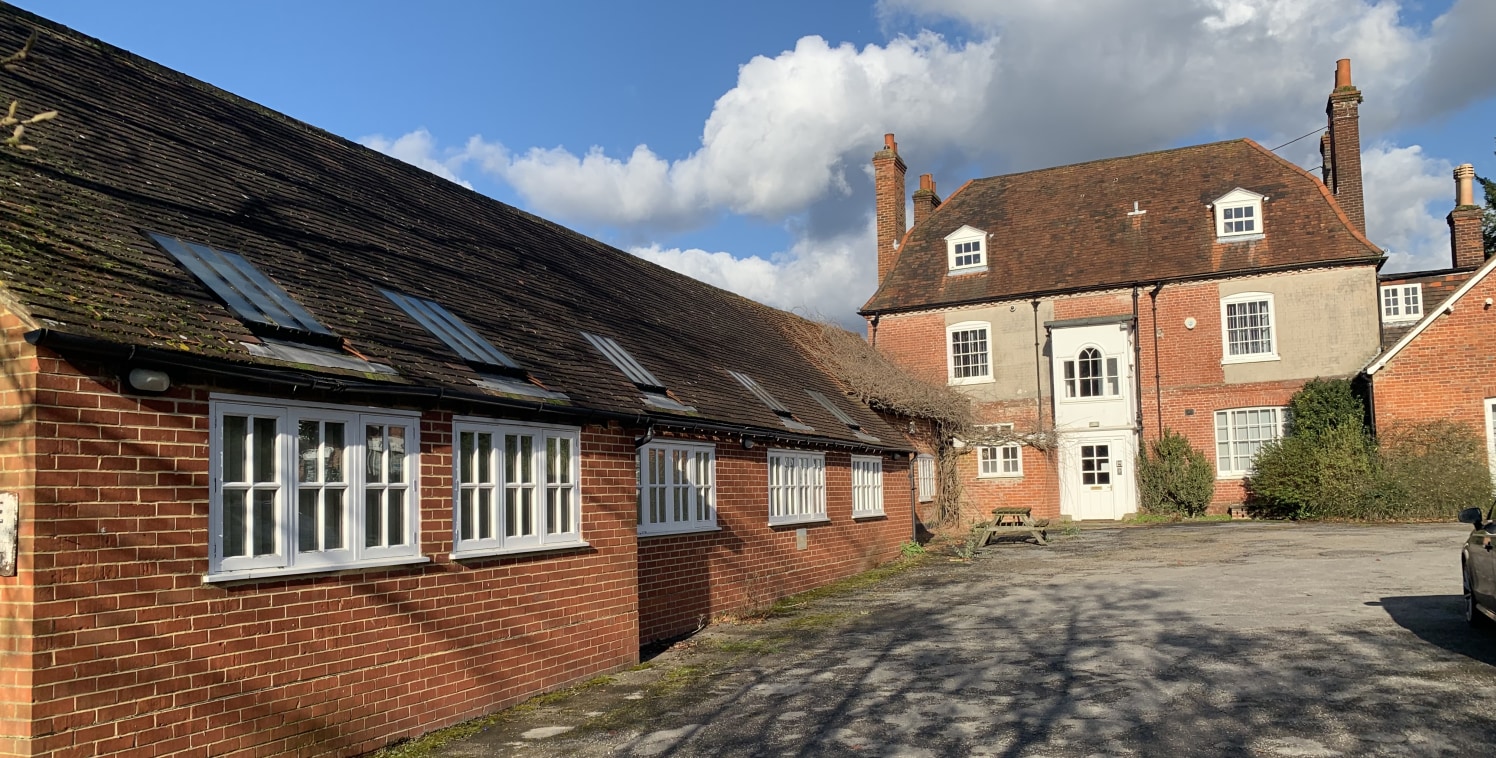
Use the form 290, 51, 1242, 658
976, 506, 1048, 546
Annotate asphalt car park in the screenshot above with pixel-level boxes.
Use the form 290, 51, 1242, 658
430, 522, 1496, 757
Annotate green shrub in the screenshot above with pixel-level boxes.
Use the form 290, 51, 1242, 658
1285, 378, 1366, 438
1371, 420, 1493, 520
1248, 423, 1377, 520
1137, 429, 1215, 517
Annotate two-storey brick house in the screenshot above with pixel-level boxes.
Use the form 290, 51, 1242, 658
864, 61, 1384, 522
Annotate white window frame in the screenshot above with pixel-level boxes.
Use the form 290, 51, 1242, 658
1380, 283, 1423, 323
1211, 188, 1265, 240
451, 417, 584, 558
916, 454, 936, 503
1214, 407, 1287, 478
947, 321, 993, 384
1060, 345, 1122, 400
768, 449, 828, 526
1485, 398, 1496, 485
945, 225, 988, 273
978, 445, 1023, 478
208, 395, 423, 581
1220, 292, 1278, 364
850, 455, 885, 518
638, 440, 717, 536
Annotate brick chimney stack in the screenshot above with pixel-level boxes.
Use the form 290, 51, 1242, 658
1325, 58, 1365, 235
912, 174, 942, 227
1449, 163, 1485, 269
873, 133, 907, 286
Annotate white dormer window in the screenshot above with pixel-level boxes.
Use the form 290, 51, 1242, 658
1211, 188, 1266, 240
945, 225, 988, 273
1380, 284, 1423, 323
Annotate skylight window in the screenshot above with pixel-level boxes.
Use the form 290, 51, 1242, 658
149, 232, 336, 344
583, 332, 665, 392
730, 370, 813, 432
807, 390, 880, 443
582, 332, 694, 413
381, 290, 519, 372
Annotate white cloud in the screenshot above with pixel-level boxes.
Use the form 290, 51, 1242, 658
358, 128, 473, 189
1362, 143, 1456, 272
631, 225, 875, 329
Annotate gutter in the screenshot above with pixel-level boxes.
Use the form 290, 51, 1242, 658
25, 329, 912, 455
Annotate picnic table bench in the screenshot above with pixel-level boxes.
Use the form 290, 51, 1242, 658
975, 506, 1048, 547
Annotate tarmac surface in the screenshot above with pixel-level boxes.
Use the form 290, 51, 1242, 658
422, 522, 1496, 757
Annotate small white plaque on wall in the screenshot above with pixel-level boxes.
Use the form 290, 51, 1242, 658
0, 492, 17, 576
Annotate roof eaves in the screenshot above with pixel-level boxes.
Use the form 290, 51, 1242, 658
1362, 252, 1496, 376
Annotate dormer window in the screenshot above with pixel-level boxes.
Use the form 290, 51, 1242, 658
1211, 188, 1266, 240
945, 225, 988, 273
1380, 284, 1422, 323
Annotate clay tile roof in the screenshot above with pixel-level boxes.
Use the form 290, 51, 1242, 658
0, 7, 904, 450
862, 139, 1382, 315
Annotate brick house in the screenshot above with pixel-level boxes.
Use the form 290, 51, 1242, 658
863, 60, 1384, 523
0, 9, 912, 757
1363, 163, 1496, 465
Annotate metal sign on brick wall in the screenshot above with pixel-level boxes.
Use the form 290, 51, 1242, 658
0, 492, 17, 576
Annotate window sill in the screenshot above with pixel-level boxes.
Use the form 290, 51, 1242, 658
1057, 394, 1123, 403
450, 540, 591, 561
769, 516, 831, 528
852, 511, 886, 520
947, 265, 988, 276
204, 554, 431, 584
1216, 472, 1248, 481
1381, 316, 1422, 325
1216, 233, 1264, 243
948, 376, 994, 386
977, 473, 1024, 480
1220, 353, 1279, 366
639, 525, 722, 538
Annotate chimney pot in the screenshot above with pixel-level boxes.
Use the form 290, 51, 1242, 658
1455, 163, 1476, 207
884, 133, 897, 152
919, 174, 934, 192
1335, 58, 1351, 88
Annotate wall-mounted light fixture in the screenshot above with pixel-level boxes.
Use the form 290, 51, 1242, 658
127, 368, 171, 393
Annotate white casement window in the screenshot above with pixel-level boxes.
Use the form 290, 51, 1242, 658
1214, 407, 1286, 477
948, 322, 992, 383
209, 397, 421, 579
452, 419, 583, 556
1380, 284, 1423, 323
638, 440, 716, 536
851, 455, 885, 517
978, 445, 1022, 477
1221, 292, 1277, 363
945, 225, 988, 272
1212, 188, 1266, 240
1061, 346, 1120, 399
768, 449, 827, 526
916, 454, 936, 503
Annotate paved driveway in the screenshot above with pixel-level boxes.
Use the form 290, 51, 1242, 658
431, 523, 1496, 757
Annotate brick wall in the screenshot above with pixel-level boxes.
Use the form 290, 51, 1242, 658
637, 436, 911, 643
0, 312, 37, 756
11, 337, 640, 757
1373, 268, 1496, 443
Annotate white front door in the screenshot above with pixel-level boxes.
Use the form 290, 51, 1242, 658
1061, 433, 1134, 520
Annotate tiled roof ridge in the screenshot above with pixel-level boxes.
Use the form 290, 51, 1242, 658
964, 138, 1249, 184
1240, 138, 1382, 258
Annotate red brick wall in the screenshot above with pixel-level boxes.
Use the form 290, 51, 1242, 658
637, 436, 911, 643
1373, 268, 1496, 443
0, 312, 38, 756
872, 312, 945, 385
13, 340, 640, 757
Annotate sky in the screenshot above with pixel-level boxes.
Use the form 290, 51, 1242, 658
16, 0, 1496, 328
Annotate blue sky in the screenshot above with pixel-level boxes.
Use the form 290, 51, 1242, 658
17, 0, 1496, 326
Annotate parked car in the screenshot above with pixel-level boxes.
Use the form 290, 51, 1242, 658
1458, 505, 1496, 627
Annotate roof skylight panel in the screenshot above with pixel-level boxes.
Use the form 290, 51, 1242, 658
148, 232, 336, 343
807, 389, 880, 443
381, 290, 520, 372
581, 332, 694, 412
582, 332, 665, 392
729, 370, 814, 432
